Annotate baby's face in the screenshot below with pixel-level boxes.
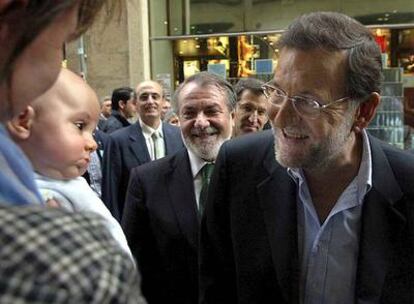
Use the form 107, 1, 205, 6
27, 80, 100, 180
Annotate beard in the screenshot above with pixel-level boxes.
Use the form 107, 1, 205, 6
272, 113, 354, 171
183, 126, 228, 161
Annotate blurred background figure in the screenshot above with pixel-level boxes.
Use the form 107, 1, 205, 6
102, 87, 137, 133
161, 98, 172, 120
164, 109, 180, 126
98, 95, 112, 130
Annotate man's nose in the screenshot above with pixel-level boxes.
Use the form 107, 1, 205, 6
248, 110, 258, 123
194, 112, 210, 129
272, 98, 300, 128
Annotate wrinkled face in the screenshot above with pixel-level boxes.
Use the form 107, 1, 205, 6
25, 78, 100, 180
136, 82, 163, 124
234, 90, 268, 136
268, 47, 355, 170
101, 100, 112, 118
2, 3, 80, 121
178, 83, 233, 161
161, 100, 171, 119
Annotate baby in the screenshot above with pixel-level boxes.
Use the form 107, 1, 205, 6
8, 68, 131, 256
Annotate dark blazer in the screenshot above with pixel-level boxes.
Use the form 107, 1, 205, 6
102, 122, 183, 221
101, 111, 130, 134
122, 148, 199, 304
200, 130, 414, 304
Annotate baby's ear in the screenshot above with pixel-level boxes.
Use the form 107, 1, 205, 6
7, 106, 35, 141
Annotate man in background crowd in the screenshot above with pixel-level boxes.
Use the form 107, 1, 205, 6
102, 80, 183, 221
102, 87, 136, 133
232, 77, 268, 137
98, 95, 112, 130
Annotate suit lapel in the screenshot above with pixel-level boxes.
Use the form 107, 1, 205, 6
257, 149, 299, 304
128, 123, 151, 163
356, 137, 405, 303
166, 149, 199, 249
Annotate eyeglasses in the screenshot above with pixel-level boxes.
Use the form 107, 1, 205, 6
262, 82, 350, 118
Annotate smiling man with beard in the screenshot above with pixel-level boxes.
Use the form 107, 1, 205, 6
200, 12, 414, 304
122, 72, 235, 304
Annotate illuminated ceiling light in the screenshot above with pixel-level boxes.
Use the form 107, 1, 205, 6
183, 40, 187, 43
385, 13, 390, 17
269, 42, 274, 45
174, 27, 178, 31
179, 51, 184, 55
393, 10, 398, 13
263, 36, 268, 40
191, 26, 195, 29
377, 18, 383, 21
164, 21, 168, 25
195, 45, 200, 48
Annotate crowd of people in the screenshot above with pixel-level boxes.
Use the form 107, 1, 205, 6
1, 2, 414, 303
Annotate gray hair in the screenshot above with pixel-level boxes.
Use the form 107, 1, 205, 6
278, 12, 382, 100
172, 72, 237, 112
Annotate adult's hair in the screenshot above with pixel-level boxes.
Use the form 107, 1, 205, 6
172, 72, 237, 112
233, 78, 265, 101
100, 95, 112, 106
111, 87, 135, 111
278, 11, 382, 100
1, 0, 121, 82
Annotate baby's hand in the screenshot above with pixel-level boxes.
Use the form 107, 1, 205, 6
46, 198, 61, 208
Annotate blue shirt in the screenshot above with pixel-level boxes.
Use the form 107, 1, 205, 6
0, 124, 42, 205
288, 131, 372, 304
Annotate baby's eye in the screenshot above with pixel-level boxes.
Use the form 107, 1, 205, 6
75, 122, 85, 130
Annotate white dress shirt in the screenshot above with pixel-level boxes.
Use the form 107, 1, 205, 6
139, 118, 165, 160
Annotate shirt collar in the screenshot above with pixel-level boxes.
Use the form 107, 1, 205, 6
139, 117, 163, 139
288, 129, 372, 203
187, 148, 211, 179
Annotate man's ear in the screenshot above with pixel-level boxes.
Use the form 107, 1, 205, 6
353, 92, 380, 133
118, 100, 125, 110
7, 105, 35, 140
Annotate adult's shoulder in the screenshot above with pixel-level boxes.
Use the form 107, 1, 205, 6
370, 135, 414, 194
108, 123, 139, 141
221, 130, 274, 161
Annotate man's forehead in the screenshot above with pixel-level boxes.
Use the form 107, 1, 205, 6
136, 82, 162, 94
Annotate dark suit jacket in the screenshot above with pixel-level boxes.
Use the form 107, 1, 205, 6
122, 148, 199, 304
101, 111, 130, 134
200, 130, 414, 304
102, 122, 183, 221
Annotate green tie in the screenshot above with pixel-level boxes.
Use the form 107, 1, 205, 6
199, 163, 215, 218
151, 131, 164, 160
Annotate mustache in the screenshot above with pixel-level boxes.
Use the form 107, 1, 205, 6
190, 126, 218, 136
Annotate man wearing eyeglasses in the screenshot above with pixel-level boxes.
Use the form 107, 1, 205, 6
102, 80, 183, 221
200, 12, 414, 304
